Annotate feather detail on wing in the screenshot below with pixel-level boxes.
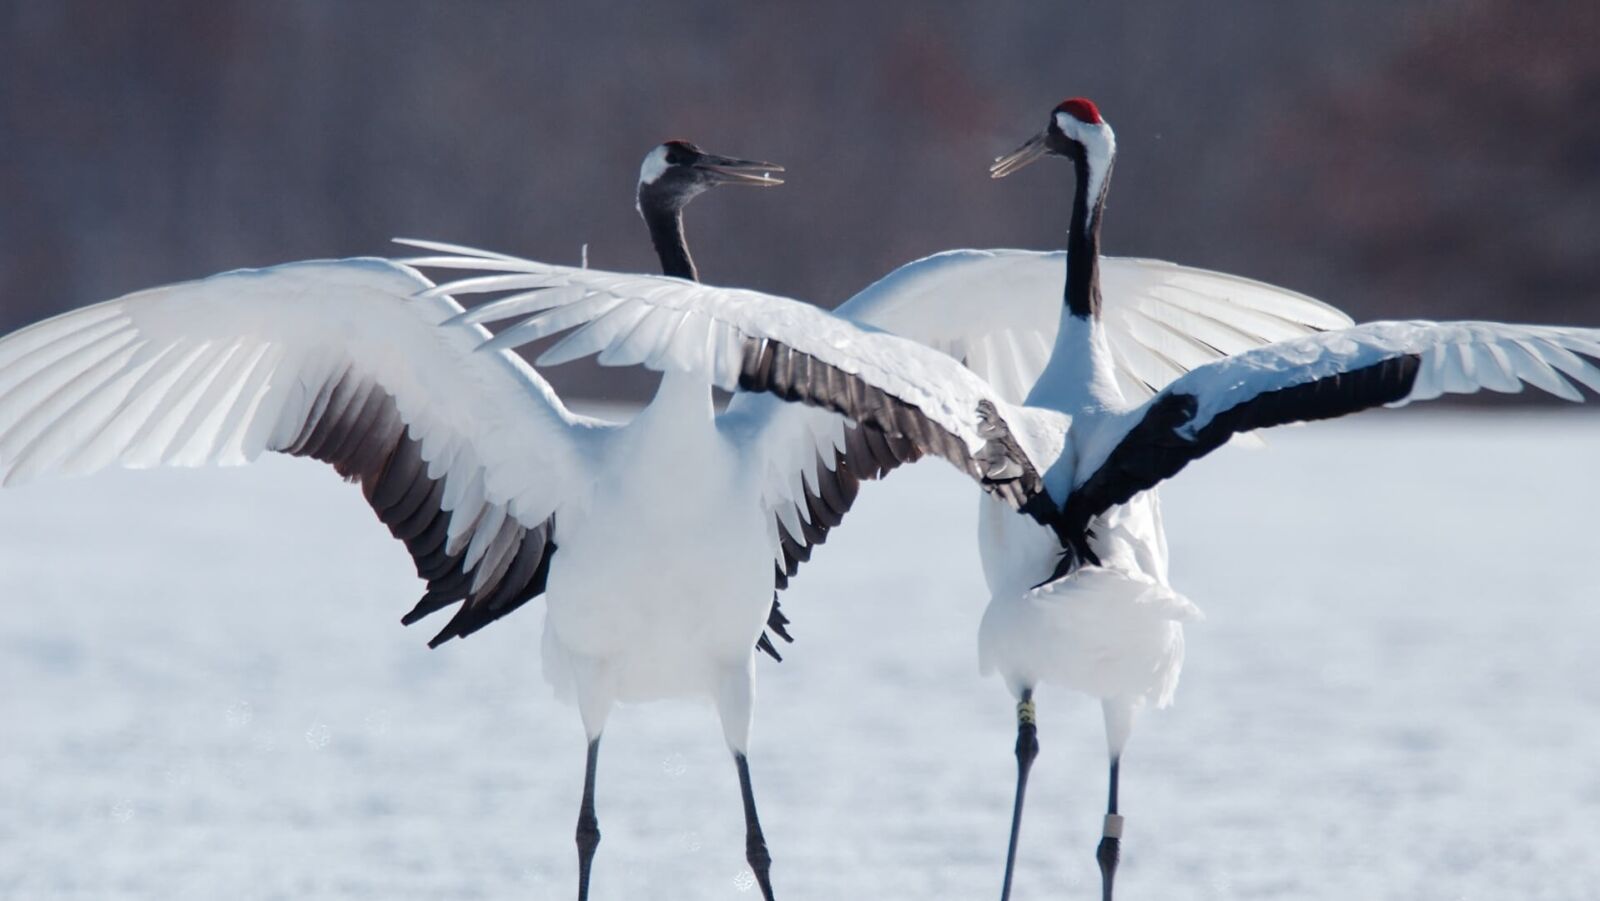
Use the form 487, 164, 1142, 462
832, 249, 1353, 405
1060, 320, 1600, 557
400, 241, 1062, 529
0, 258, 606, 644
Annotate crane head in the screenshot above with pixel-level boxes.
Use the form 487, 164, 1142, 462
637, 140, 785, 214
991, 97, 1117, 179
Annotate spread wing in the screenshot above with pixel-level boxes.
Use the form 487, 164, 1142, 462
834, 248, 1353, 403
685, 249, 1347, 595
718, 398, 915, 606
1060, 320, 1600, 558
401, 242, 1064, 531
0, 258, 608, 645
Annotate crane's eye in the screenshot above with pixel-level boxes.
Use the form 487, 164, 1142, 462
663, 141, 698, 166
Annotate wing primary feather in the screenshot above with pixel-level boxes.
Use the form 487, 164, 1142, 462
1505, 339, 1582, 401
391, 237, 527, 262
1529, 337, 1600, 395
468, 518, 521, 595
283, 358, 354, 456
446, 287, 583, 327
322, 384, 392, 475
51, 341, 192, 475
1064, 353, 1423, 554
385, 454, 440, 526
463, 502, 509, 572
1473, 341, 1524, 394
121, 342, 242, 467
0, 306, 130, 374
421, 272, 555, 300
0, 331, 143, 460
483, 295, 621, 354
393, 480, 448, 542
204, 343, 285, 465
475, 528, 544, 612
367, 431, 425, 510
339, 390, 405, 481
295, 370, 366, 462
2, 340, 149, 484
161, 342, 267, 467
0, 314, 133, 400
0, 324, 141, 435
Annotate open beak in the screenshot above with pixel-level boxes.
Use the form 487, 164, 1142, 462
696, 153, 786, 187
990, 131, 1050, 179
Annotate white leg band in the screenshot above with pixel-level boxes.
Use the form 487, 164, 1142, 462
1103, 814, 1124, 839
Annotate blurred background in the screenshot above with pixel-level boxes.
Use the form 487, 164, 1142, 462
4, 7, 1600, 897
1, 0, 1596, 401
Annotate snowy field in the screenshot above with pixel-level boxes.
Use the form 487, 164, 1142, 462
2, 410, 1599, 900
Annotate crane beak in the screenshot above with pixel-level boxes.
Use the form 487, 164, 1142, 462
695, 153, 786, 187
990, 131, 1050, 179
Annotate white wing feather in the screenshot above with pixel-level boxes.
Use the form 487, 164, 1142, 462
0, 258, 602, 543
405, 244, 1032, 462
833, 249, 1352, 404
1073, 320, 1600, 491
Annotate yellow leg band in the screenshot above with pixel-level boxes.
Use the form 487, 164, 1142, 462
1017, 698, 1037, 726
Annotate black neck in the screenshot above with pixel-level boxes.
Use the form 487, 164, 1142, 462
1065, 153, 1110, 321
641, 200, 697, 281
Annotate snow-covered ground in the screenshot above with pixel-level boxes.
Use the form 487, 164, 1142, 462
2, 411, 1598, 900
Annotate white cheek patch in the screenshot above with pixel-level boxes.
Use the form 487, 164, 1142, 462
1055, 112, 1117, 210
638, 145, 671, 186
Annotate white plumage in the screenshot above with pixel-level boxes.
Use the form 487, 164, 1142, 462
413, 247, 1600, 710
0, 259, 599, 624
414, 99, 1600, 901
0, 239, 1351, 900
7, 116, 1595, 901
836, 248, 1352, 405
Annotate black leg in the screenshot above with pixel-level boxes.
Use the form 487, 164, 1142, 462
734, 751, 776, 901
1096, 756, 1123, 901
576, 737, 602, 901
999, 689, 1038, 901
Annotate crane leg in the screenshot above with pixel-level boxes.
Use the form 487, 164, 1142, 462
734, 751, 777, 900
999, 688, 1039, 901
576, 736, 602, 901
1096, 757, 1123, 901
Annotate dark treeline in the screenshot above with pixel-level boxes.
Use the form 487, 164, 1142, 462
1, 0, 1595, 399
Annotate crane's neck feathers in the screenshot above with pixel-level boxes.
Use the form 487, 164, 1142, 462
642, 204, 697, 281
1061, 112, 1115, 322
1055, 111, 1116, 230
1029, 111, 1120, 410
637, 146, 702, 281
637, 159, 711, 414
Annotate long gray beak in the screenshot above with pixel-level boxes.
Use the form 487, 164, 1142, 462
990, 131, 1050, 179
696, 153, 786, 187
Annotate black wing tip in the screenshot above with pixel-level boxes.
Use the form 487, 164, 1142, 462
1037, 528, 1101, 585
401, 594, 497, 648
425, 606, 492, 648
398, 602, 463, 648
756, 633, 783, 662
767, 595, 794, 642
756, 596, 795, 662
401, 592, 449, 626
1061, 353, 1426, 559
